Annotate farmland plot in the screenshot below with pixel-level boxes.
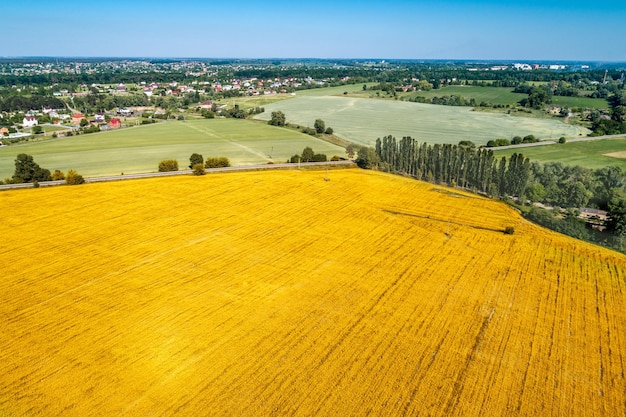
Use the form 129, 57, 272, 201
0, 118, 345, 179
255, 96, 589, 146
0, 169, 625, 416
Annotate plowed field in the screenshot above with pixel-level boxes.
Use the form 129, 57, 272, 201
1, 169, 625, 416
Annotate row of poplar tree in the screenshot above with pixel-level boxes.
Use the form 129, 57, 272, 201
374, 135, 530, 198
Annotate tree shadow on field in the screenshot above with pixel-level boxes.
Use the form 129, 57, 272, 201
383, 209, 508, 234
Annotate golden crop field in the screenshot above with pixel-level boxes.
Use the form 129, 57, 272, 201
1, 169, 625, 416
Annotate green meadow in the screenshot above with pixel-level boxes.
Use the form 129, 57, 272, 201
492, 138, 626, 170
0, 119, 345, 179
255, 96, 589, 147
399, 85, 609, 110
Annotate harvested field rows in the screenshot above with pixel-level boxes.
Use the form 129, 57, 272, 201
0, 169, 625, 416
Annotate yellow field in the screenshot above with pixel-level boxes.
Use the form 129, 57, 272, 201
1, 169, 625, 416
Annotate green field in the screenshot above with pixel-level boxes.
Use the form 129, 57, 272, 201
401, 86, 527, 106
492, 138, 626, 170
0, 119, 346, 179
255, 96, 589, 147
399, 85, 609, 110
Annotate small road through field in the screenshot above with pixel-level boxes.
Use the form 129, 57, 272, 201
0, 160, 356, 190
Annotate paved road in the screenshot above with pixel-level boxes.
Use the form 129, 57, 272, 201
0, 160, 356, 190
486, 133, 626, 150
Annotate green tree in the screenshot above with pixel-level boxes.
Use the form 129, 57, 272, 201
158, 159, 178, 172
607, 191, 626, 245
325, 127, 334, 135
525, 183, 546, 203
314, 119, 325, 134
189, 153, 203, 168
301, 146, 315, 162
346, 144, 356, 159
12, 153, 51, 183
268, 111, 286, 126
355, 147, 379, 169
565, 181, 592, 208
32, 125, 43, 134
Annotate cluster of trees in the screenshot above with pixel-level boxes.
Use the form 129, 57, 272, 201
268, 112, 334, 136
4, 154, 84, 185
590, 91, 626, 136
0, 94, 66, 112
514, 84, 553, 109
408, 95, 474, 107
159, 154, 233, 175
486, 135, 541, 147
218, 104, 264, 119
289, 147, 327, 163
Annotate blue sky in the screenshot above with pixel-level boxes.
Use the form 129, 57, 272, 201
4, 0, 625, 61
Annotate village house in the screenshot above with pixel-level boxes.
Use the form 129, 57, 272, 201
200, 101, 213, 109
72, 113, 85, 124
94, 113, 106, 123
23, 116, 38, 128
108, 118, 121, 129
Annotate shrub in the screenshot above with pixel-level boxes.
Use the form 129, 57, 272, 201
558, 137, 567, 144
52, 170, 65, 181
325, 127, 334, 135
504, 226, 515, 235
65, 170, 85, 185
192, 163, 205, 176
204, 157, 231, 168
158, 159, 179, 172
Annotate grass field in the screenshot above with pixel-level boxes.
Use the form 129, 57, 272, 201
1, 169, 625, 416
255, 96, 589, 147
398, 85, 609, 110
0, 119, 345, 179
492, 138, 626, 170
401, 86, 528, 106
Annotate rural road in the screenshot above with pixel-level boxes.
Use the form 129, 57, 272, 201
487, 133, 626, 150
0, 160, 356, 190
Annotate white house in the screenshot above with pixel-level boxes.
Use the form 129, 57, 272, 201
23, 116, 38, 128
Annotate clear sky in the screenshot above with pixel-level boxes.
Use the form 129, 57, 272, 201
4, 0, 625, 61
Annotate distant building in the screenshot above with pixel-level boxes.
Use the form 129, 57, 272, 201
23, 116, 38, 128
109, 118, 121, 128
94, 113, 105, 123
117, 108, 133, 117
201, 101, 213, 109
72, 113, 85, 124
